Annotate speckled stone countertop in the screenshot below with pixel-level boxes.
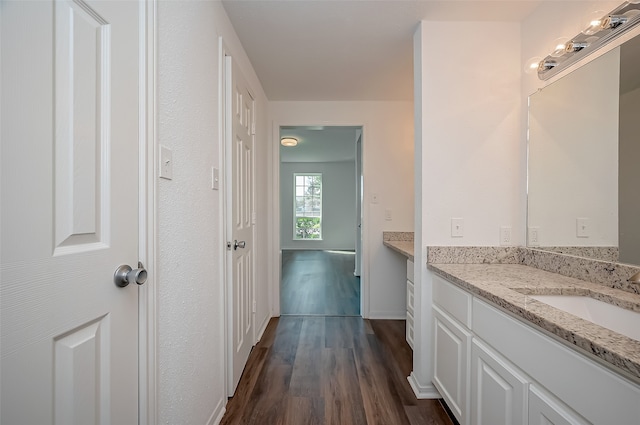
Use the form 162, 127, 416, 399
428, 263, 640, 383
383, 232, 414, 261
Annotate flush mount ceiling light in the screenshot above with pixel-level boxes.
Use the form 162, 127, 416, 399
537, 0, 640, 80
280, 137, 298, 147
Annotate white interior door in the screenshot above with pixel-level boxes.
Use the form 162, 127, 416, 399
1, 1, 141, 423
226, 55, 255, 395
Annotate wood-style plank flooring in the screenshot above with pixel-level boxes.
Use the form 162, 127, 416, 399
281, 250, 360, 316
220, 317, 454, 425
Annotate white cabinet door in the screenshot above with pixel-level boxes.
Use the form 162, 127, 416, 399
529, 385, 590, 425
433, 305, 472, 425
471, 339, 528, 425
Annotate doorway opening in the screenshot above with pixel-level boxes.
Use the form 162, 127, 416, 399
279, 126, 363, 316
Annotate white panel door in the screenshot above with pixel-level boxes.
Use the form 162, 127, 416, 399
226, 56, 255, 395
1, 1, 141, 424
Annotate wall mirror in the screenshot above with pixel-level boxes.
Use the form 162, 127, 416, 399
527, 32, 640, 266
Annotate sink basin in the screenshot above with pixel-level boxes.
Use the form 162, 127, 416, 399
530, 295, 640, 341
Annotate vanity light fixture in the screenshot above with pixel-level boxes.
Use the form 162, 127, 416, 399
280, 137, 298, 147
536, 0, 640, 80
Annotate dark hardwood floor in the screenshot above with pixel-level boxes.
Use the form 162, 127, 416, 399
220, 317, 454, 425
281, 250, 360, 316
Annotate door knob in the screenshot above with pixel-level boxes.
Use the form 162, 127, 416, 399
234, 240, 246, 250
114, 262, 147, 287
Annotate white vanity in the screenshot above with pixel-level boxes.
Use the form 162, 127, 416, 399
429, 262, 640, 425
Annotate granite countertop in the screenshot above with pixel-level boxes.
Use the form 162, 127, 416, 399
428, 263, 640, 383
383, 240, 414, 261
382, 231, 414, 261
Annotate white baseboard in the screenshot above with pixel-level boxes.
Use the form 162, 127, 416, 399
368, 310, 407, 320
208, 397, 226, 425
408, 372, 442, 399
255, 313, 270, 343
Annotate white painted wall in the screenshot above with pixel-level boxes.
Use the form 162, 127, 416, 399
280, 161, 356, 250
156, 1, 270, 423
421, 21, 523, 246
413, 20, 522, 397
269, 101, 414, 319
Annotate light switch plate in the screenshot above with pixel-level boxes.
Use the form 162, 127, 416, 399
159, 145, 173, 180
212, 167, 219, 190
576, 218, 590, 238
451, 218, 464, 238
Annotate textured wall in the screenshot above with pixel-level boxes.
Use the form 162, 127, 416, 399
157, 1, 225, 423
156, 1, 270, 423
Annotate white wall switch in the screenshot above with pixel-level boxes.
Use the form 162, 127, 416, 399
159, 145, 173, 180
451, 218, 464, 238
576, 218, 590, 238
371, 193, 379, 204
528, 227, 540, 246
384, 209, 392, 221
500, 226, 512, 246
211, 167, 219, 190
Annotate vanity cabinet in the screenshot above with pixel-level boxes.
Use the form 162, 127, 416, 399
406, 259, 414, 349
432, 274, 640, 425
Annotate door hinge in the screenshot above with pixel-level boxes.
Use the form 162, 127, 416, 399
252, 300, 256, 313
251, 122, 256, 136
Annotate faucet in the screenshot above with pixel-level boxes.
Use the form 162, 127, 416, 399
629, 271, 640, 284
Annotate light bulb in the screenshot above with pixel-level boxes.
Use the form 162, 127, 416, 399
582, 10, 606, 35
550, 37, 570, 57
524, 56, 542, 74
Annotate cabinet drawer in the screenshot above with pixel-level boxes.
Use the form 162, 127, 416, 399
406, 279, 414, 316
433, 275, 472, 328
407, 259, 414, 283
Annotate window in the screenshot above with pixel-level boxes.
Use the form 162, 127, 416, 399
294, 173, 322, 240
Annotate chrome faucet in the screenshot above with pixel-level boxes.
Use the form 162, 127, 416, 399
629, 271, 640, 284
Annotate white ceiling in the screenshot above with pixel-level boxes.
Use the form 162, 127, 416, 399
280, 126, 360, 162
221, 0, 542, 101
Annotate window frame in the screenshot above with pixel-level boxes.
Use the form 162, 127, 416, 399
292, 173, 323, 240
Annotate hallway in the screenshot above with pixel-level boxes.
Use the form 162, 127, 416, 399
221, 316, 454, 425
281, 250, 360, 316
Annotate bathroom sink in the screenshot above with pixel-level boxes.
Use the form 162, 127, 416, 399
530, 295, 640, 341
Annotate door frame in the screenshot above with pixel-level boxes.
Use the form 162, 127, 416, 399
270, 122, 369, 318
139, 0, 158, 423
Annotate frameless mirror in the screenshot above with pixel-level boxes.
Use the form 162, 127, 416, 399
527, 32, 640, 266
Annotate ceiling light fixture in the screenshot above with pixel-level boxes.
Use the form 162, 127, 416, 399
536, 1, 640, 80
280, 137, 298, 147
